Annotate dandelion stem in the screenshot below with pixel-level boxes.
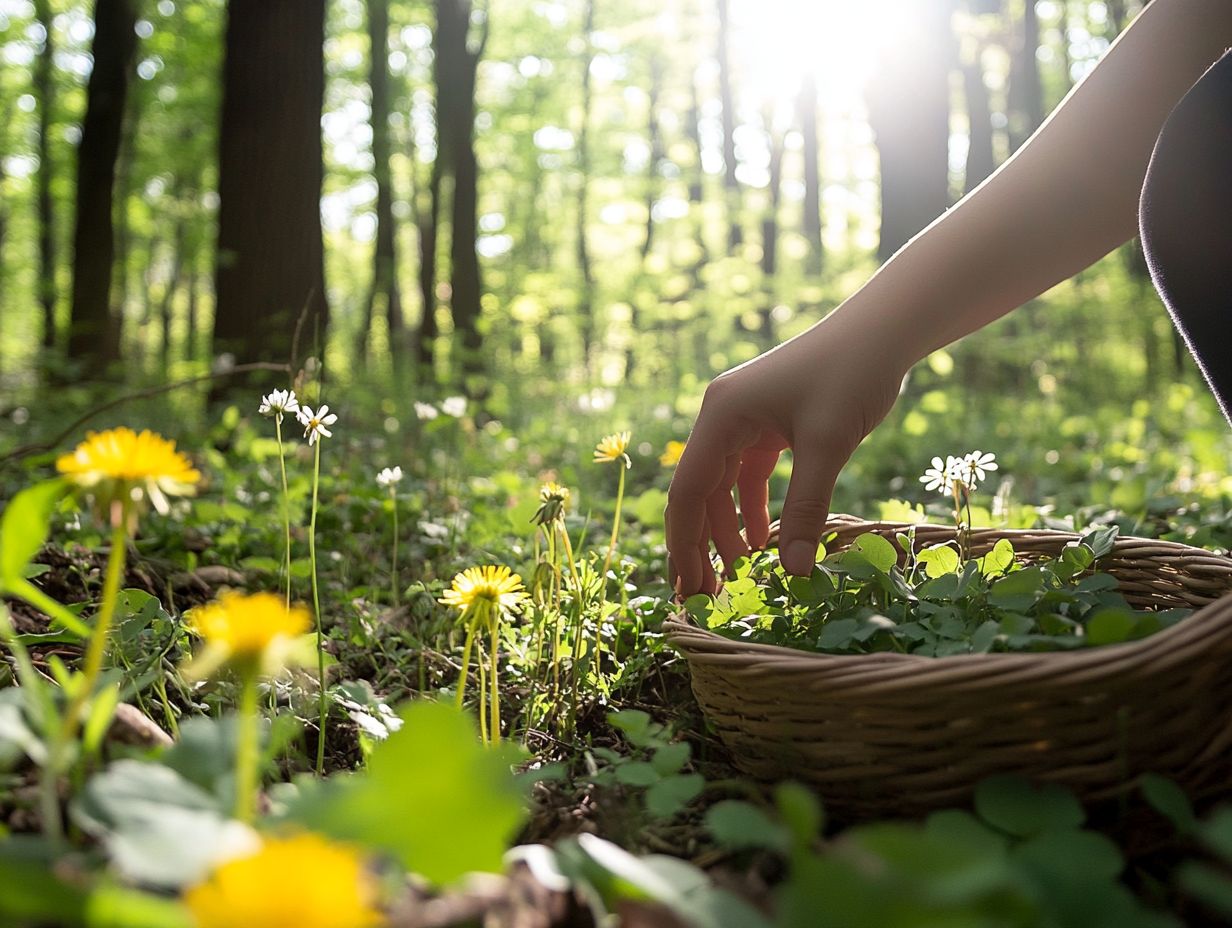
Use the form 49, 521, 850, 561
489, 617, 501, 745
456, 619, 477, 710
234, 671, 260, 823
309, 439, 327, 776
477, 640, 489, 745
601, 465, 626, 579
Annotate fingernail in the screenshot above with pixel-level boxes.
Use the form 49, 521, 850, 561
782, 540, 816, 575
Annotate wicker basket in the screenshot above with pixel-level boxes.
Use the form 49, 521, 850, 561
664, 516, 1232, 819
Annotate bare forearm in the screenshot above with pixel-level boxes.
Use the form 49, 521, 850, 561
833, 0, 1232, 368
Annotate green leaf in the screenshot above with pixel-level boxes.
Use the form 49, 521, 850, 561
1086, 608, 1137, 646
1179, 862, 1232, 917
0, 479, 68, 587
82, 683, 122, 757
918, 543, 959, 579
290, 700, 527, 886
650, 741, 691, 775
0, 688, 47, 767
989, 568, 1044, 611
705, 800, 791, 853
1139, 774, 1196, 835
850, 533, 898, 573
70, 760, 234, 888
974, 776, 1084, 837
645, 773, 704, 818
614, 761, 661, 787
978, 538, 1015, 577
775, 781, 824, 848
817, 618, 859, 650
609, 709, 659, 748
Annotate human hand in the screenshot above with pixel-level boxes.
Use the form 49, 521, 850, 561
665, 313, 908, 596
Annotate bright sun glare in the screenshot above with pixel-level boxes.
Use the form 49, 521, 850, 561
735, 0, 901, 117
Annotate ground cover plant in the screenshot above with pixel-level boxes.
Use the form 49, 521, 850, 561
3, 368, 1232, 927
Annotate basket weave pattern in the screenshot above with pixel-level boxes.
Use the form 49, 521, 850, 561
665, 518, 1232, 818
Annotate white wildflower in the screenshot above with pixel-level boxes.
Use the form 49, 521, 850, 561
297, 404, 338, 446
414, 401, 439, 421
441, 396, 467, 418
963, 450, 998, 485
920, 455, 961, 494
376, 466, 403, 489
258, 388, 300, 423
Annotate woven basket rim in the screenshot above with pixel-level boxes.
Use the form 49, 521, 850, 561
666, 516, 1232, 692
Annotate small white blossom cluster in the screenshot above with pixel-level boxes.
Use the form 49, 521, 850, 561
376, 466, 403, 489
413, 396, 468, 421
920, 450, 998, 495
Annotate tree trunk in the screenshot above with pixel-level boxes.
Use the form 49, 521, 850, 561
797, 72, 822, 275
68, 0, 138, 376
759, 106, 784, 345
359, 0, 405, 367
434, 0, 485, 385
715, 0, 743, 252
641, 54, 664, 260
1007, 0, 1042, 152
0, 115, 8, 372
185, 251, 200, 362
213, 0, 328, 373
962, 45, 995, 195
33, 0, 56, 355
685, 73, 705, 205
866, 2, 954, 261
110, 70, 144, 361
158, 209, 187, 373
574, 0, 597, 365
414, 149, 442, 378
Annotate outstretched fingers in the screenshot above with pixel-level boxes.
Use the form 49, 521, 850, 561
707, 453, 749, 575
735, 445, 780, 550
666, 424, 732, 596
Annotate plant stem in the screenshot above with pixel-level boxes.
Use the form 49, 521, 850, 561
276, 417, 292, 608
489, 618, 501, 745
601, 465, 626, 578
456, 622, 476, 711
390, 488, 399, 608
477, 644, 489, 745
309, 439, 327, 776
233, 672, 260, 823
61, 517, 128, 740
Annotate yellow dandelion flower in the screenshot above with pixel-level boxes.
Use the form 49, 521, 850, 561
593, 431, 632, 467
183, 832, 382, 928
439, 565, 529, 619
186, 592, 311, 678
56, 427, 200, 519
659, 440, 685, 467
532, 482, 571, 526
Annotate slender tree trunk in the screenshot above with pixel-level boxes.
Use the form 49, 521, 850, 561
110, 70, 143, 361
574, 0, 596, 366
1007, 0, 1042, 152
0, 121, 8, 373
213, 0, 328, 375
962, 44, 995, 195
185, 250, 200, 362
33, 0, 56, 355
685, 74, 705, 205
798, 71, 822, 276
759, 106, 784, 345
414, 150, 442, 378
68, 0, 138, 376
360, 0, 405, 368
158, 207, 187, 373
866, 2, 954, 261
641, 54, 664, 261
715, 0, 743, 252
1057, 0, 1072, 94
433, 0, 485, 386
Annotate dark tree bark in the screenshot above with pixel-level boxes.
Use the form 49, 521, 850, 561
33, 0, 56, 354
110, 70, 144, 359
962, 45, 995, 194
213, 0, 328, 371
433, 0, 486, 384
358, 0, 406, 366
573, 0, 597, 364
641, 54, 664, 260
866, 2, 954, 261
414, 147, 442, 377
715, 0, 743, 252
797, 72, 822, 275
67, 0, 138, 375
1007, 0, 1043, 152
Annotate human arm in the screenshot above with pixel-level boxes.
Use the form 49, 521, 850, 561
666, 0, 1232, 596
